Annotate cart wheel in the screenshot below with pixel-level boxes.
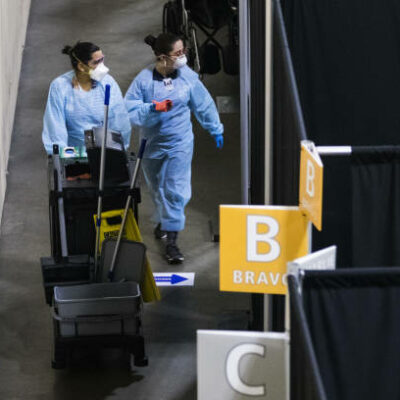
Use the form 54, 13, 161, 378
52, 341, 67, 369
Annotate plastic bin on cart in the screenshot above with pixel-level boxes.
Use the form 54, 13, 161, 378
53, 282, 141, 337
41, 255, 94, 305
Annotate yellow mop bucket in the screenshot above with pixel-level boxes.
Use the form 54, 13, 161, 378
94, 208, 161, 303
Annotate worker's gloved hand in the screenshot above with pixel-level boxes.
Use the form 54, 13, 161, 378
152, 99, 173, 112
213, 134, 224, 149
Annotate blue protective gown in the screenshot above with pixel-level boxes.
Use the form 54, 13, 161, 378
124, 65, 223, 232
42, 71, 131, 154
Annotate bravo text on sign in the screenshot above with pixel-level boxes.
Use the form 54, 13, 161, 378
220, 205, 308, 295
299, 140, 323, 231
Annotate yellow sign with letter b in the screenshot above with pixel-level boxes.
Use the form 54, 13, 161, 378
220, 206, 308, 295
299, 140, 324, 231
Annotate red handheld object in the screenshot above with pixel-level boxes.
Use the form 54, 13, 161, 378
152, 99, 173, 112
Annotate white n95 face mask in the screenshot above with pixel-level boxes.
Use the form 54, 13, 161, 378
90, 63, 109, 81
173, 55, 187, 69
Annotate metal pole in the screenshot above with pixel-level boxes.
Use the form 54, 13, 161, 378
239, 0, 250, 205
264, 0, 274, 333
94, 84, 111, 278
53, 144, 68, 257
288, 275, 329, 400
316, 146, 352, 156
264, 0, 273, 204
274, 0, 308, 141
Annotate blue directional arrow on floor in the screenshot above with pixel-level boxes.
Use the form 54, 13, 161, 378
153, 273, 195, 287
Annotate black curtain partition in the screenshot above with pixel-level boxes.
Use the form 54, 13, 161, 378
249, 0, 265, 205
313, 157, 353, 266
281, 0, 400, 267
351, 147, 400, 267
300, 268, 400, 400
272, 0, 304, 207
289, 275, 328, 400
281, 0, 400, 146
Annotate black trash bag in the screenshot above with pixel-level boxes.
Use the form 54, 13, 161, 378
199, 42, 221, 75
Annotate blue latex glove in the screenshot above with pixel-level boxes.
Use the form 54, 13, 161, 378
213, 134, 224, 149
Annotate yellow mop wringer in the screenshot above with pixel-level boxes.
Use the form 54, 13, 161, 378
94, 139, 160, 302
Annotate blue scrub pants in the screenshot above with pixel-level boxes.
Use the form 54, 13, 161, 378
142, 146, 193, 232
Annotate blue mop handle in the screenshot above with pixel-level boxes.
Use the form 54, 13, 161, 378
104, 84, 110, 105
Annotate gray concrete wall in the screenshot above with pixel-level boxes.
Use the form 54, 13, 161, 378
0, 0, 31, 227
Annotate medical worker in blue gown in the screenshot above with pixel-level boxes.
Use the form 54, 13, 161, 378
42, 41, 131, 154
124, 33, 224, 264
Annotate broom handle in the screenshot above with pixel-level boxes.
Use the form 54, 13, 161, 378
53, 144, 68, 257
108, 139, 147, 281
94, 84, 111, 279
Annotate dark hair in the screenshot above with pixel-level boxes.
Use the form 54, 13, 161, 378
62, 41, 100, 70
144, 33, 182, 56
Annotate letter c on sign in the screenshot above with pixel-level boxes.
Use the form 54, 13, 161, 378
226, 343, 266, 396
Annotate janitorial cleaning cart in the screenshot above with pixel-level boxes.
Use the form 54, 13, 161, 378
40, 84, 159, 369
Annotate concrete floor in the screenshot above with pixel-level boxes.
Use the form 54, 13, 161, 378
0, 1, 248, 399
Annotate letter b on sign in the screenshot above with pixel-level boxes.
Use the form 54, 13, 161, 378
306, 160, 315, 197
247, 215, 280, 262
